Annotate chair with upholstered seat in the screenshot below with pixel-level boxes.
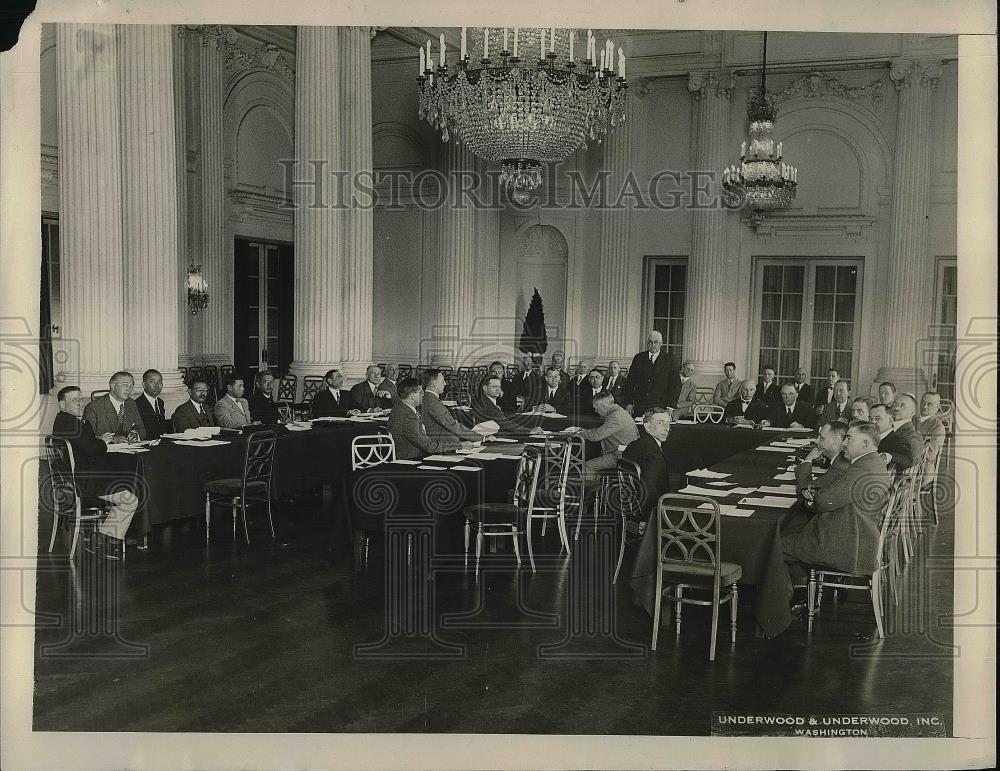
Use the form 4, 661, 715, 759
692, 404, 725, 424
44, 436, 116, 561
463, 447, 541, 575
203, 430, 277, 544
652, 494, 742, 660
805, 477, 903, 639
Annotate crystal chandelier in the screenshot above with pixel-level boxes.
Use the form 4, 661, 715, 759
417, 28, 628, 202
722, 32, 797, 222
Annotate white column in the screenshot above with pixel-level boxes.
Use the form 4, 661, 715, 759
595, 100, 635, 361
119, 25, 185, 399
173, 28, 189, 364
197, 27, 230, 360
685, 70, 735, 379
434, 141, 479, 365
55, 24, 126, 394
477, 159, 501, 338
339, 26, 375, 381
876, 58, 942, 394
289, 26, 344, 380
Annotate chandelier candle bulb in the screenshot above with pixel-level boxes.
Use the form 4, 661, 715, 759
776, 141, 782, 157
461, 27, 466, 59
513, 27, 518, 58
483, 28, 489, 59
569, 32, 574, 62
419, 46, 425, 75
618, 48, 624, 78
600, 49, 605, 72
440, 34, 445, 66
426, 40, 432, 69
550, 28, 556, 53
540, 28, 545, 60
502, 27, 508, 51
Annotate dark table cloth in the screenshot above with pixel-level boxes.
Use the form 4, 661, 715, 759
629, 431, 813, 638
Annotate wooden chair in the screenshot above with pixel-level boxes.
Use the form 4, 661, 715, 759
301, 376, 325, 403
188, 366, 204, 384
463, 447, 541, 576
90, 389, 110, 402
397, 364, 413, 379
652, 494, 741, 660
43, 436, 116, 561
693, 404, 725, 424
505, 364, 519, 380
178, 366, 188, 384
919, 437, 945, 526
525, 436, 581, 569
203, 365, 220, 391
806, 478, 903, 639
203, 430, 277, 544
693, 387, 715, 406
350, 432, 396, 568
276, 374, 297, 402
609, 458, 644, 584
220, 364, 235, 386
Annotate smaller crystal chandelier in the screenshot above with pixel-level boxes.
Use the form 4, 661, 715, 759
722, 32, 797, 224
187, 264, 209, 315
417, 28, 628, 201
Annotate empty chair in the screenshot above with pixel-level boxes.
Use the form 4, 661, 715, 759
398, 364, 413, 379
806, 478, 903, 639
203, 430, 277, 544
609, 458, 644, 584
525, 436, 582, 569
652, 494, 741, 660
693, 404, 725, 424
462, 447, 541, 575
276, 373, 297, 402
188, 366, 204, 384
351, 433, 396, 470
301, 376, 325, 403
693, 387, 714, 405
505, 364, 518, 380
43, 436, 116, 561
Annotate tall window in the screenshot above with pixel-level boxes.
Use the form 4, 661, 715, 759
932, 259, 957, 401
644, 257, 687, 361
752, 259, 863, 391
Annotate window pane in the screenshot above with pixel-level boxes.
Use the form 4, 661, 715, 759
655, 264, 669, 290
672, 266, 687, 292
832, 351, 852, 379
814, 293, 834, 321
812, 321, 832, 350
653, 292, 669, 317
762, 266, 782, 293
668, 323, 684, 346
779, 350, 798, 377
833, 322, 854, 350
670, 290, 685, 318
760, 322, 779, 349
761, 293, 781, 320
782, 293, 803, 319
837, 266, 857, 293
780, 321, 801, 348
783, 266, 803, 292
815, 266, 835, 293
835, 294, 855, 322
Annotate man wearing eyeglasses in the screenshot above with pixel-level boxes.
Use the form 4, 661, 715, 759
621, 330, 679, 418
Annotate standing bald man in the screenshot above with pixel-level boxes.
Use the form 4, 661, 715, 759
622, 330, 679, 417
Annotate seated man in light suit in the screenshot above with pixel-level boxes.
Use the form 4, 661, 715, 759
388, 378, 465, 460
171, 380, 216, 431
576, 390, 640, 482
213, 374, 253, 429
712, 361, 742, 407
421, 368, 483, 447
351, 364, 394, 411
723, 381, 771, 425
134, 368, 169, 439
782, 421, 891, 582
792, 420, 851, 497
915, 391, 947, 481
52, 386, 139, 558
819, 380, 852, 424
83, 370, 146, 442
673, 361, 697, 418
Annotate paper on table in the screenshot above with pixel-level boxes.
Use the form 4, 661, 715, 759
472, 420, 500, 436
686, 468, 731, 479
706, 480, 735, 487
172, 439, 230, 447
759, 426, 790, 432
698, 502, 754, 517
774, 471, 797, 481
311, 416, 351, 422
284, 422, 312, 431
738, 496, 798, 509
769, 442, 797, 448
423, 454, 464, 462
455, 447, 479, 454
162, 426, 222, 440
674, 419, 697, 424
785, 426, 813, 432
417, 465, 446, 470
465, 452, 502, 460
441, 400, 458, 407
732, 422, 753, 429
450, 465, 482, 472
756, 484, 798, 495
489, 436, 517, 443
677, 484, 737, 498
757, 446, 789, 452
540, 412, 567, 419
727, 486, 758, 495
106, 445, 149, 454
389, 459, 421, 465
786, 438, 814, 446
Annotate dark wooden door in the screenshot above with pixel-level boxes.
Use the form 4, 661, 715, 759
233, 238, 294, 383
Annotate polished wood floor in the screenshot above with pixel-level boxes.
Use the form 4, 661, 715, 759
33, 463, 955, 735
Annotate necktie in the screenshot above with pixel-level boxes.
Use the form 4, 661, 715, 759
333, 391, 339, 404
787, 407, 792, 416
116, 401, 126, 432
156, 399, 163, 418
742, 401, 750, 411
609, 377, 615, 389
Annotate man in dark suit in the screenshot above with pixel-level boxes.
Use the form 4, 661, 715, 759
510, 355, 543, 410
472, 375, 526, 434
486, 362, 518, 412
571, 369, 605, 415
878, 381, 897, 407
792, 420, 851, 496
311, 369, 361, 417
622, 330, 678, 416
791, 366, 816, 405
754, 365, 782, 404
851, 396, 874, 422
51, 386, 139, 555
782, 421, 891, 578
249, 370, 281, 424
819, 380, 852, 424
724, 381, 771, 424
82, 371, 146, 441
603, 360, 626, 404
768, 383, 816, 429
622, 406, 672, 524
534, 366, 571, 411
380, 363, 400, 402
819, 368, 840, 409
134, 369, 169, 439
566, 363, 590, 409
871, 402, 916, 471
171, 380, 217, 431
549, 351, 570, 388
351, 365, 394, 411
387, 378, 462, 460
421, 369, 483, 446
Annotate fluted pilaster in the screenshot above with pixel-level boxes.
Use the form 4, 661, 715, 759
173, 29, 188, 362
877, 58, 942, 392
477, 160, 501, 336
436, 141, 479, 364
55, 24, 126, 392
685, 71, 735, 376
119, 25, 184, 394
595, 103, 635, 360
290, 26, 344, 379
340, 26, 375, 380
198, 27, 229, 357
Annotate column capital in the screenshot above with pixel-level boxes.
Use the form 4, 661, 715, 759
687, 70, 736, 101
889, 58, 943, 91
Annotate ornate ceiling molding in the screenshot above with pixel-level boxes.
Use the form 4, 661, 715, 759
769, 71, 886, 110
688, 70, 736, 101
178, 25, 295, 82
889, 58, 943, 90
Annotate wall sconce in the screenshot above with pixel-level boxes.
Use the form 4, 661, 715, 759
187, 264, 209, 315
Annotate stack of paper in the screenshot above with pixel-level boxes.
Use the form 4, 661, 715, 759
389, 459, 421, 465
773, 471, 797, 481
423, 454, 464, 463
757, 446, 789, 453
687, 468, 731, 480
284, 421, 312, 431
737, 496, 797, 509
786, 438, 814, 447
163, 426, 221, 440
698, 502, 754, 517
173, 439, 230, 447
450, 465, 482, 472
106, 445, 149, 454
756, 484, 798, 496
677, 485, 736, 498
489, 436, 517, 443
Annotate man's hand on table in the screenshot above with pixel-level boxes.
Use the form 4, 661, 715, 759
789, 421, 805, 429
803, 447, 822, 463
347, 409, 361, 417
100, 432, 115, 445
538, 404, 555, 414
